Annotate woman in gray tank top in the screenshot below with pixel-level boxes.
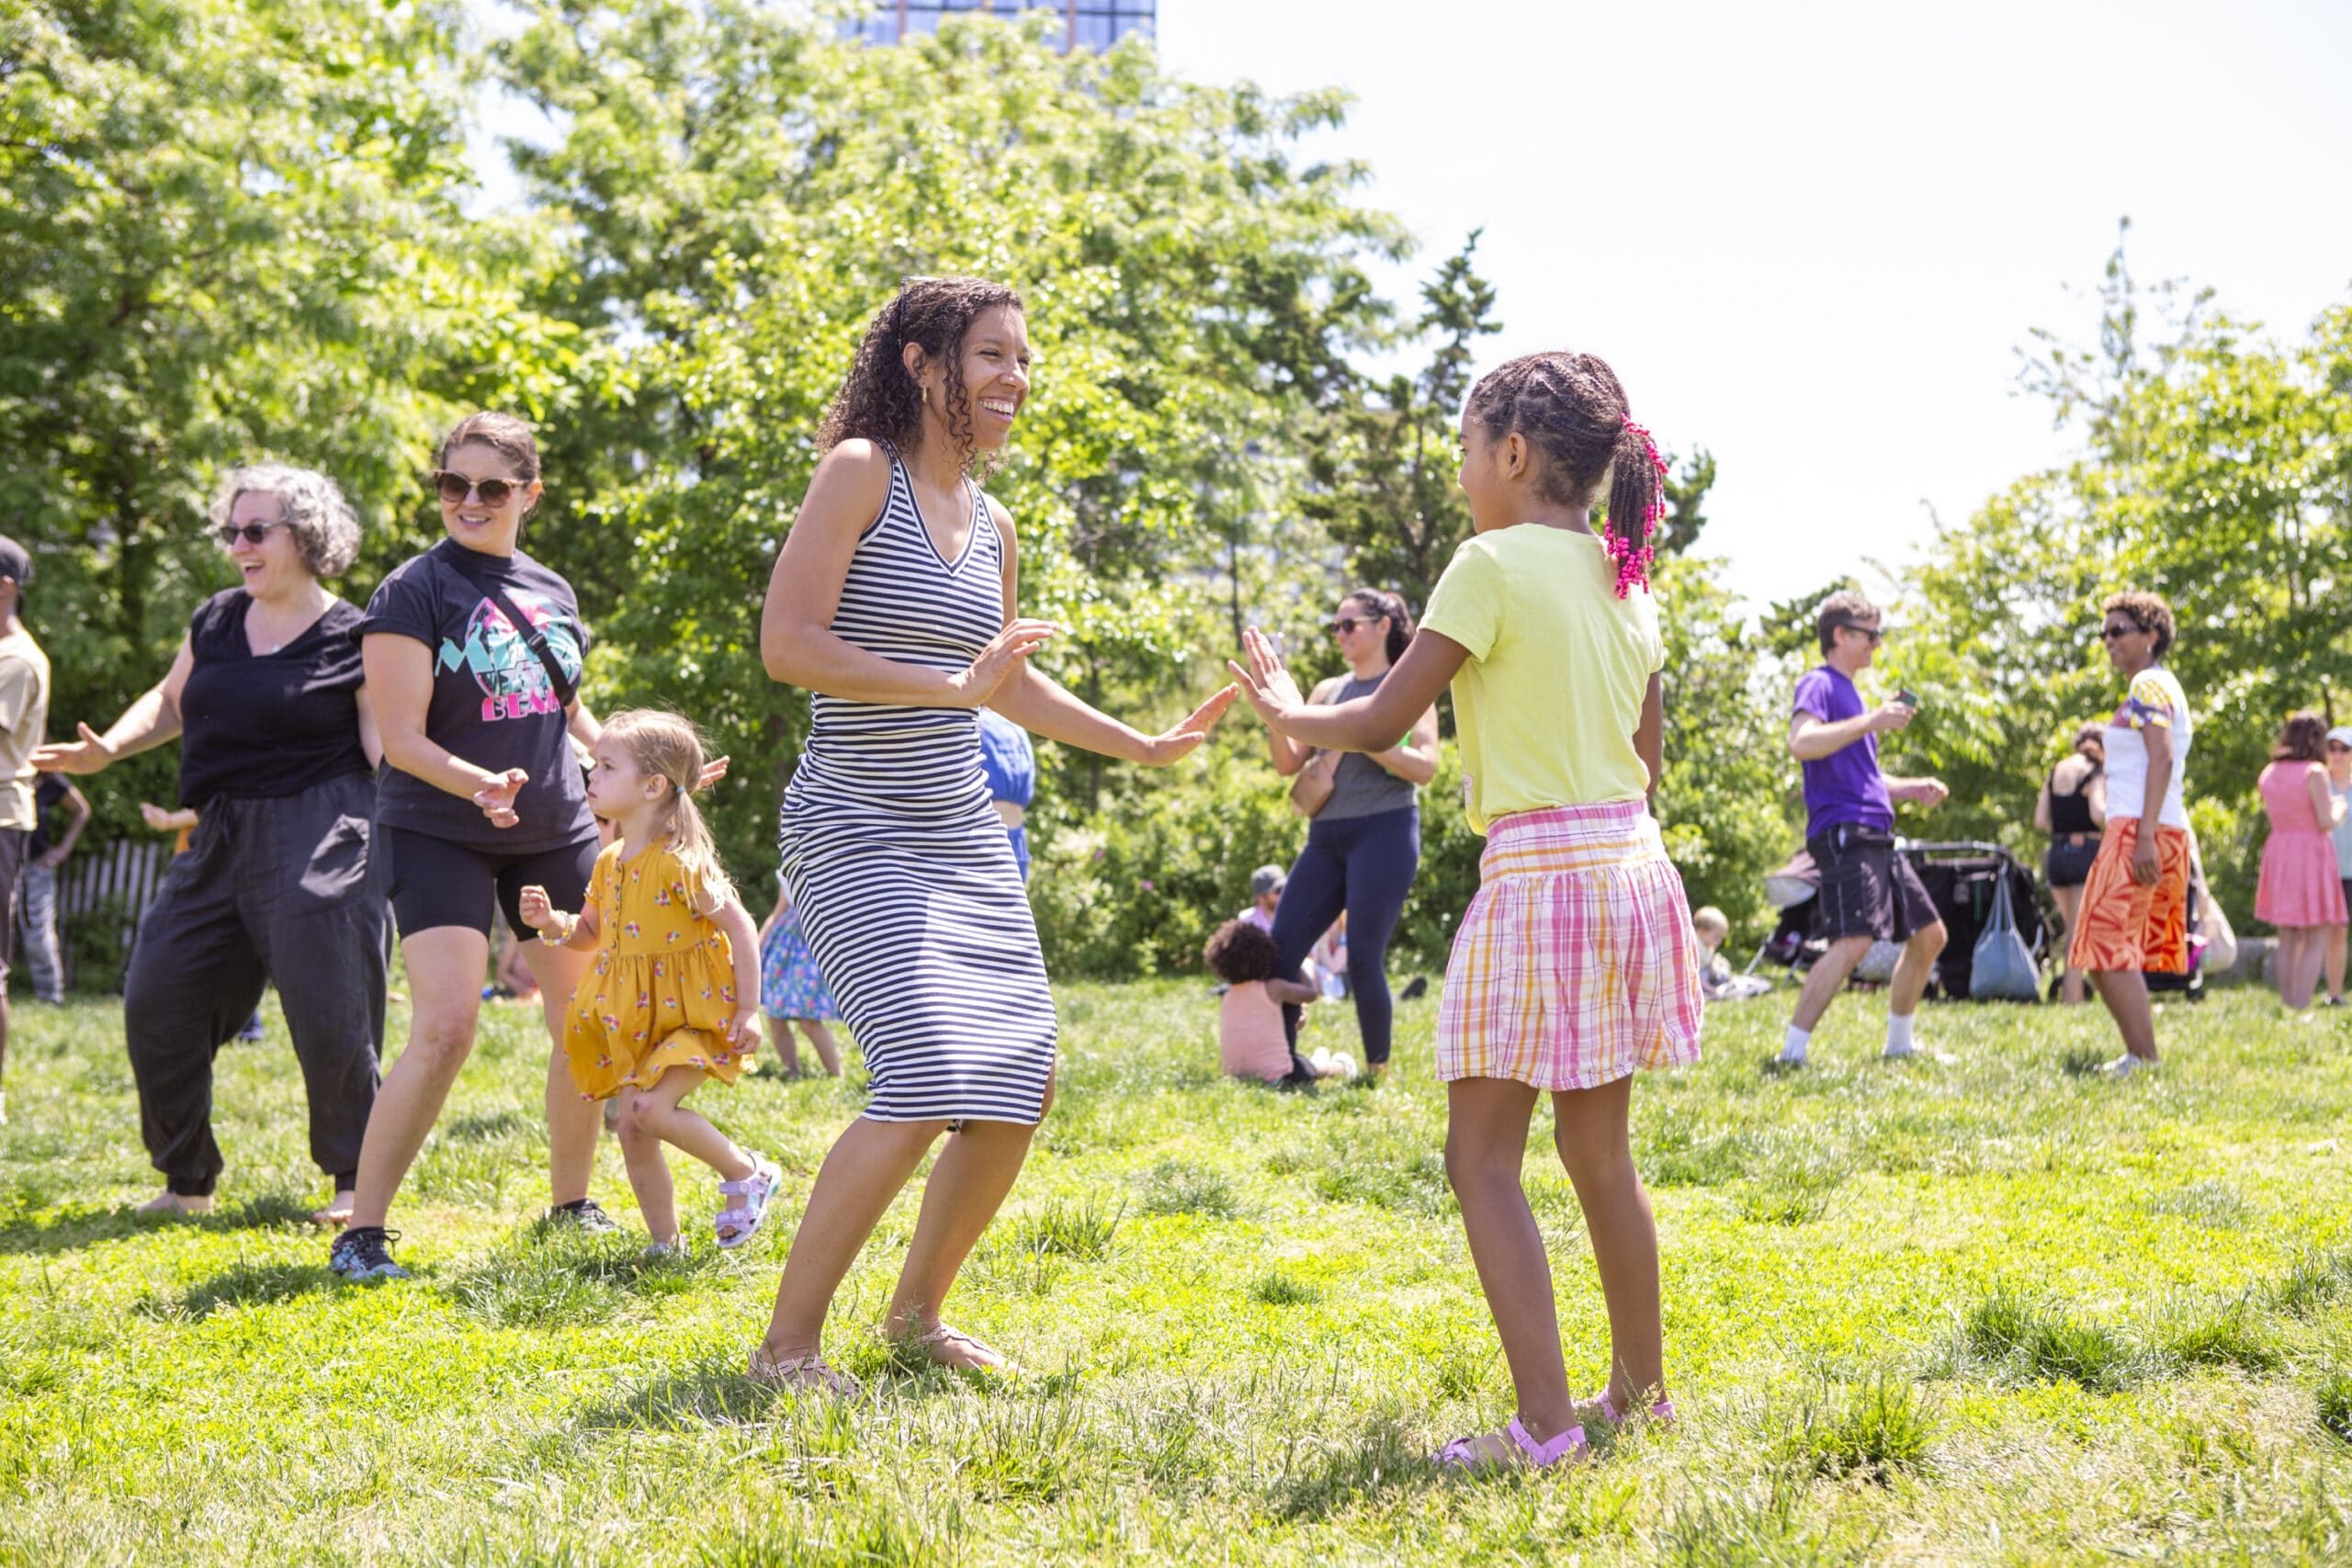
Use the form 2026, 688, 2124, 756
1265, 589, 1441, 1073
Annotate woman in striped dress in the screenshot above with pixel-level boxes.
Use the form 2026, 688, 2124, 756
752, 277, 1235, 1390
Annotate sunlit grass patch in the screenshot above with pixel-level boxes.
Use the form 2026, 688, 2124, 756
1132, 1159, 1238, 1218
1959, 1285, 2141, 1391
1767, 1372, 1942, 1482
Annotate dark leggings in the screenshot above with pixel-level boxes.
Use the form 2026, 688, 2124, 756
1271, 805, 1419, 1066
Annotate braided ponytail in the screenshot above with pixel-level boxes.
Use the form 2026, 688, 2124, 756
1464, 351, 1665, 597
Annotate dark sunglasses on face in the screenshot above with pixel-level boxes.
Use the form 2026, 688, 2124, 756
1329, 615, 1384, 637
214, 522, 287, 547
1832, 620, 1883, 644
2099, 623, 2143, 641
432, 470, 521, 507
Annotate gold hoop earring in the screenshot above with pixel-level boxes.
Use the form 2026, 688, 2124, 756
921, 385, 929, 408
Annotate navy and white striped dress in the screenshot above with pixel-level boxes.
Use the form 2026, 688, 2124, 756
776, 447, 1057, 1123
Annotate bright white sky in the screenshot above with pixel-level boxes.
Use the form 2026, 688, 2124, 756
471, 0, 2352, 610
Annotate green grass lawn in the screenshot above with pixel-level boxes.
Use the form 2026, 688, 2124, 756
4, 977, 2351, 1563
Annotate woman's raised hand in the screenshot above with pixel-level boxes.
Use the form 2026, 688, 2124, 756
697, 756, 730, 791
31, 722, 117, 777
1136, 684, 1239, 766
1225, 627, 1307, 728
474, 768, 528, 829
954, 618, 1058, 708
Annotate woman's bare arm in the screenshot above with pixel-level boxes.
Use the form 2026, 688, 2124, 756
33, 638, 194, 773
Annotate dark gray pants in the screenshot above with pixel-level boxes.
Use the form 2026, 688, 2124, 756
125, 774, 388, 1196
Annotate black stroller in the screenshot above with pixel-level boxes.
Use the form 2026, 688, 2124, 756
1750, 840, 2051, 1000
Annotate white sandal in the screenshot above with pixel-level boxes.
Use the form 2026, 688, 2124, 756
714, 1156, 781, 1250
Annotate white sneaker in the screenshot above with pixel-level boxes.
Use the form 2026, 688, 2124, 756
2099, 1054, 2152, 1077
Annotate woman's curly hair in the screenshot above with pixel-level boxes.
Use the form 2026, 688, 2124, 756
817, 276, 1025, 478
1203, 919, 1281, 986
2101, 591, 2176, 660
208, 463, 362, 578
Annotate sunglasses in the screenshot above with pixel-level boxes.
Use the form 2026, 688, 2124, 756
1329, 615, 1385, 637
1830, 620, 1883, 644
431, 471, 523, 507
2099, 623, 2143, 641
214, 522, 288, 547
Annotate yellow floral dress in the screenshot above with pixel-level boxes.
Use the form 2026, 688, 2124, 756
562, 840, 745, 1100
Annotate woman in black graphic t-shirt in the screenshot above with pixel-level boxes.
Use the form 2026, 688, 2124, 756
37, 464, 388, 1224
332, 412, 616, 1280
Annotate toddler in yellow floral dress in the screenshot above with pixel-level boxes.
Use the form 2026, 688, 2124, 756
520, 710, 780, 1255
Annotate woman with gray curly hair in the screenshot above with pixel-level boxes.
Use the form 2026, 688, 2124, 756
37, 462, 388, 1223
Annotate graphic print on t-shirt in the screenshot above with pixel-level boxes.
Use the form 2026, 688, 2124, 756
437, 590, 583, 724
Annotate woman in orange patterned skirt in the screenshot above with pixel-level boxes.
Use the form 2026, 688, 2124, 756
2069, 592, 2193, 1076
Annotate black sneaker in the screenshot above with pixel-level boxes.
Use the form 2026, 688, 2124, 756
329, 1225, 410, 1282
547, 1198, 620, 1235
1398, 976, 1430, 1001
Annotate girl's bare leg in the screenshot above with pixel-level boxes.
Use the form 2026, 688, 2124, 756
1552, 1074, 1665, 1413
797, 1020, 844, 1077
1444, 1077, 1577, 1451
521, 938, 599, 1207
2326, 921, 2346, 1004
763, 1015, 802, 1078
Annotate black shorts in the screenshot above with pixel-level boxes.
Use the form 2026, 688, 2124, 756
381, 826, 598, 942
0, 827, 24, 975
1808, 823, 1940, 943
2046, 838, 2101, 890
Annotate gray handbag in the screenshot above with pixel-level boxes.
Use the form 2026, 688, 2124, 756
1970, 874, 2041, 1001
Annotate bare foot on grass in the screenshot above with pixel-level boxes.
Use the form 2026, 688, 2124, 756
134, 1191, 213, 1218
311, 1189, 356, 1227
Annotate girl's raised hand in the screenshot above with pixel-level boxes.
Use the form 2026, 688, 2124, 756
1225, 627, 1307, 728
954, 618, 1057, 707
1136, 684, 1239, 766
474, 768, 528, 829
31, 722, 116, 777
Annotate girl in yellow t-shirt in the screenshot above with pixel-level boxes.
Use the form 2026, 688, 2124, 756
1228, 351, 1702, 1470
519, 709, 777, 1257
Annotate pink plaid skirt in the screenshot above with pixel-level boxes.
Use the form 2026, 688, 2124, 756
1435, 801, 1704, 1090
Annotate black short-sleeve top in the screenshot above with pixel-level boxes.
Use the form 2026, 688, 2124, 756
358, 539, 594, 852
177, 591, 371, 809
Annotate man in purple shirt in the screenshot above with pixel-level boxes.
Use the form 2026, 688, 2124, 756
1781, 592, 1951, 1066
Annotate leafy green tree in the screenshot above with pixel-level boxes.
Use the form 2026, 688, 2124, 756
0, 0, 572, 828
1883, 229, 2352, 928
493, 4, 1403, 892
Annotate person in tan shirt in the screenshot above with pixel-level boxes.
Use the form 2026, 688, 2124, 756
0, 536, 52, 1127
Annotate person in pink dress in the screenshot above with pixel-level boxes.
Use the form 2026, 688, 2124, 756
2254, 711, 2347, 1012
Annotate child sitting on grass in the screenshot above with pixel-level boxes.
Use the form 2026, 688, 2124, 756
520, 709, 780, 1258
1693, 906, 1770, 1002
1203, 919, 1355, 1085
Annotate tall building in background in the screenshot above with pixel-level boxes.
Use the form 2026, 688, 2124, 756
842, 1, 1155, 53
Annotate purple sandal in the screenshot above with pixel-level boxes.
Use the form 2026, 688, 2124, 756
1436, 1416, 1589, 1470
715, 1156, 781, 1250
1595, 1392, 1679, 1428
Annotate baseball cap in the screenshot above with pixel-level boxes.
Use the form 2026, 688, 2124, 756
0, 536, 28, 589
1248, 864, 1287, 898
2328, 727, 2352, 750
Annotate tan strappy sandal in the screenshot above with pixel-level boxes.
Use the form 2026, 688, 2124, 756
886, 1320, 1021, 1375
747, 1343, 862, 1397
